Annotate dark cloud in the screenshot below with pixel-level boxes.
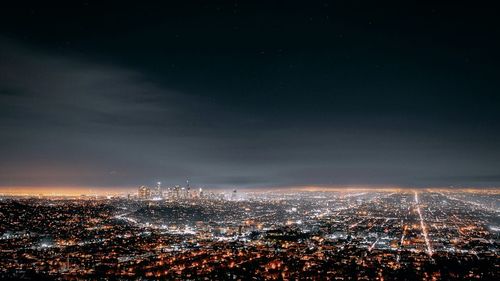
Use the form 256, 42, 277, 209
0, 2, 500, 189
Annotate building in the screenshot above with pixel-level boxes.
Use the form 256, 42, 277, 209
153, 181, 162, 198
138, 186, 151, 199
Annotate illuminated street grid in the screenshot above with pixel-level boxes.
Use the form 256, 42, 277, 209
0, 189, 499, 280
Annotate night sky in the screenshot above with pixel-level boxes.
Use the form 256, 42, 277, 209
1, 1, 500, 189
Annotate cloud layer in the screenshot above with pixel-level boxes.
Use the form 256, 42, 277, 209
1, 39, 500, 189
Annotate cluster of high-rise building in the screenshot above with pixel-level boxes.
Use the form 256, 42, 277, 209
137, 181, 210, 200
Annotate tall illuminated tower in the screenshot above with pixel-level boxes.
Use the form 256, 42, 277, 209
155, 181, 162, 198
138, 186, 151, 199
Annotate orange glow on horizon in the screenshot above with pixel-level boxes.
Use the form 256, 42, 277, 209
0, 186, 137, 196
0, 185, 498, 196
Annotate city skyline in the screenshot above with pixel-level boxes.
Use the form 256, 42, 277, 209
2, 184, 500, 197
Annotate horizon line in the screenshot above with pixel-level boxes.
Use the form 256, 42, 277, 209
1, 185, 499, 196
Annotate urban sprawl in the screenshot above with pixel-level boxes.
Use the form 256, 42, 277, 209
0, 186, 499, 280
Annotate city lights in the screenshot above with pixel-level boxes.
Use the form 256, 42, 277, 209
0, 187, 498, 280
